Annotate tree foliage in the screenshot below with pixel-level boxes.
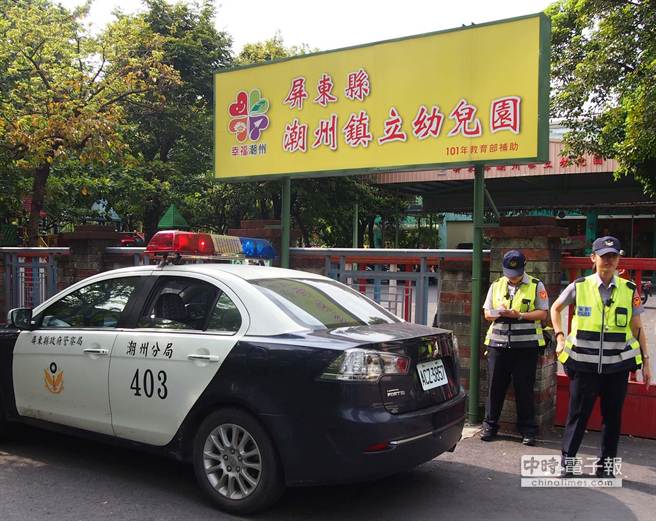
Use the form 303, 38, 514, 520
548, 0, 656, 193
117, 0, 233, 239
0, 3, 408, 248
292, 176, 406, 247
237, 32, 312, 65
0, 0, 178, 243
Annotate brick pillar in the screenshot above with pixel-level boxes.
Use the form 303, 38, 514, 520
485, 216, 567, 434
436, 258, 490, 419
56, 228, 124, 290
228, 220, 282, 265
228, 219, 302, 267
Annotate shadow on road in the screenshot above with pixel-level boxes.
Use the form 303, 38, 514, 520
0, 425, 647, 521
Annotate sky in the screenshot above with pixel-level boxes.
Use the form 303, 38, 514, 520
57, 0, 553, 55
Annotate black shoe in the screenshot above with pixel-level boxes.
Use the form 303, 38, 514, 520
595, 467, 615, 479
522, 436, 536, 446
596, 457, 616, 478
480, 429, 496, 442
560, 456, 574, 477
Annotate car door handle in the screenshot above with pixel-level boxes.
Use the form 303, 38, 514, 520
83, 348, 109, 356
187, 354, 220, 363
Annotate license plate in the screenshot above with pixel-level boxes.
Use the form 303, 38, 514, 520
416, 359, 448, 391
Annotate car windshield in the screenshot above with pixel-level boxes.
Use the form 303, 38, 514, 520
251, 278, 399, 329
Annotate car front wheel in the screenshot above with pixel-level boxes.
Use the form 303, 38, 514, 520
192, 408, 284, 515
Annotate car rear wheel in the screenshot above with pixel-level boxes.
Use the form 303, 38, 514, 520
192, 408, 284, 515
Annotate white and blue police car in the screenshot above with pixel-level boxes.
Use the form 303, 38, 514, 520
0, 231, 465, 514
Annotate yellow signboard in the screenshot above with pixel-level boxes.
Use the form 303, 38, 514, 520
214, 13, 550, 181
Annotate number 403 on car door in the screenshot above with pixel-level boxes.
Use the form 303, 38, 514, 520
130, 369, 168, 399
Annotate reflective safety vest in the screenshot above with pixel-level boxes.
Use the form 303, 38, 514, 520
558, 275, 643, 374
484, 275, 545, 349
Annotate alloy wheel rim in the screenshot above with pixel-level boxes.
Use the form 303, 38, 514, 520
202, 423, 262, 500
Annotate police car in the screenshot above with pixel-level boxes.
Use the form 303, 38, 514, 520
0, 231, 465, 514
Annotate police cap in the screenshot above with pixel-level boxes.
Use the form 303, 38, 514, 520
502, 250, 526, 277
592, 236, 623, 256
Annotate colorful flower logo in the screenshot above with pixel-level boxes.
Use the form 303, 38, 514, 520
228, 89, 270, 143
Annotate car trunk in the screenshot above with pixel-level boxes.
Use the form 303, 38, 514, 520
325, 323, 461, 414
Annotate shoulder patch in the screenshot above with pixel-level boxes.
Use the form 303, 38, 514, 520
633, 295, 641, 307
539, 289, 548, 300
574, 277, 586, 284
626, 281, 637, 291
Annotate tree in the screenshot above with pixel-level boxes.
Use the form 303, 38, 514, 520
0, 0, 178, 244
237, 31, 312, 65
290, 176, 408, 247
548, 0, 656, 192
118, 0, 233, 239
0, 148, 30, 225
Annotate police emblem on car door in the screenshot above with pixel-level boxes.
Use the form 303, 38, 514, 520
12, 276, 143, 434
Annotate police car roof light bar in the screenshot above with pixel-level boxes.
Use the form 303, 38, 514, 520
145, 230, 276, 261
146, 230, 212, 255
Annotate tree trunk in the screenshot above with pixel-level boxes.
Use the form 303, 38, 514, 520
292, 206, 310, 246
367, 217, 375, 248
143, 198, 161, 243
272, 186, 281, 220
143, 152, 165, 242
28, 163, 50, 246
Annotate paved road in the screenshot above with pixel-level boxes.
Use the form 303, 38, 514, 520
2, 296, 654, 521
1, 425, 654, 521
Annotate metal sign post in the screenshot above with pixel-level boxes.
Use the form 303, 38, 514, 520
353, 199, 359, 248
281, 177, 291, 268
469, 165, 485, 424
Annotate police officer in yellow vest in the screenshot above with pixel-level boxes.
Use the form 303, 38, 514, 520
481, 250, 549, 445
551, 236, 652, 477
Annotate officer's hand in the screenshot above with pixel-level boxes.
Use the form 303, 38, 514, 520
499, 309, 519, 318
556, 338, 565, 356
643, 362, 652, 389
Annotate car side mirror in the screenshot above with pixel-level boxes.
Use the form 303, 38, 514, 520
7, 308, 34, 330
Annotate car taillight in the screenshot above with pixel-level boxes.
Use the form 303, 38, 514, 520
319, 348, 410, 382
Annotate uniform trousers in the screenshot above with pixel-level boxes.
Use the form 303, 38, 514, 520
561, 369, 629, 462
483, 347, 539, 436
